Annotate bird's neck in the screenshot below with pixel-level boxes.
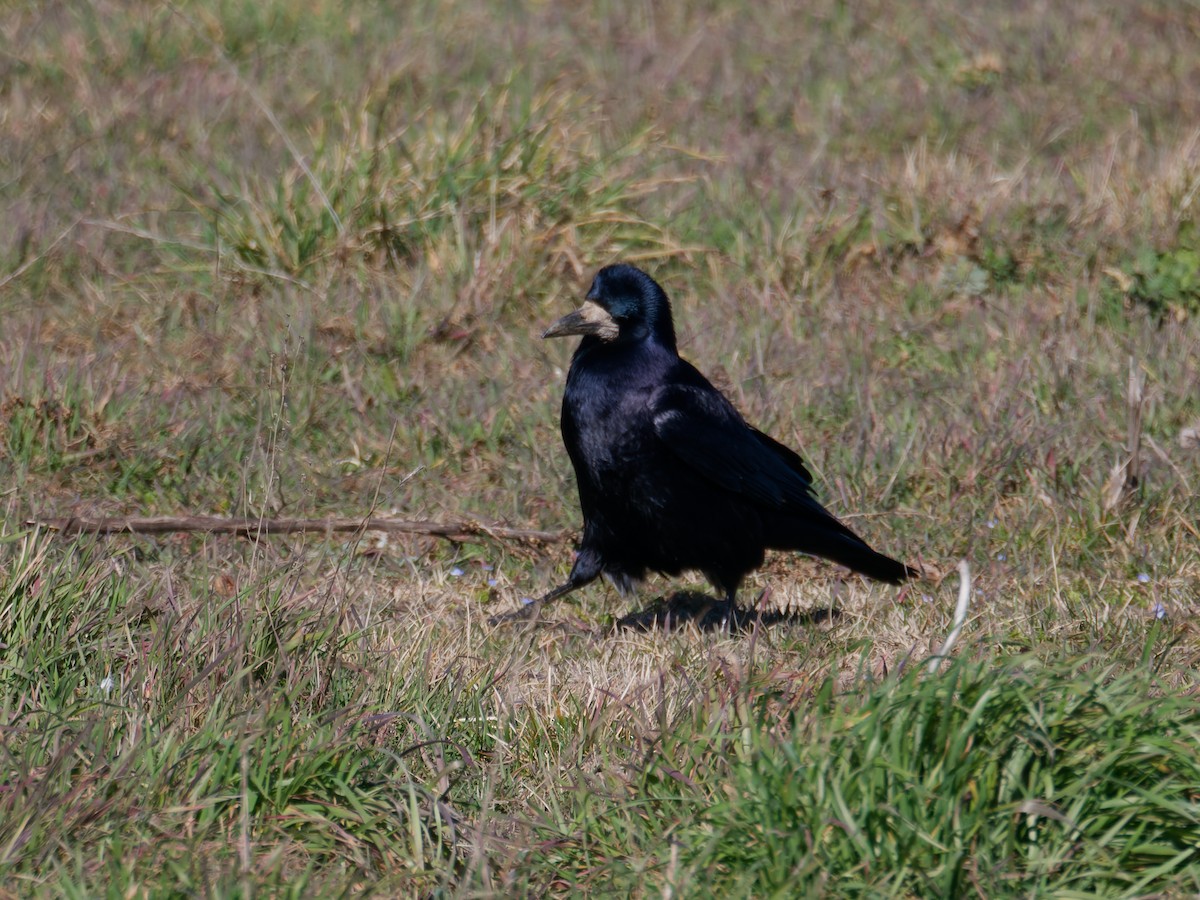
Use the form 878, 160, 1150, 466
574, 333, 675, 364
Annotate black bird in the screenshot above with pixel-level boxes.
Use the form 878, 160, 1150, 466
494, 263, 914, 623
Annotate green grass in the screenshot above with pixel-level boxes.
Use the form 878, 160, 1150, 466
521, 653, 1200, 896
2, 0, 1200, 895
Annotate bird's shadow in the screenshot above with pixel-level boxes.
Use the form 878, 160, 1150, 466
614, 590, 839, 634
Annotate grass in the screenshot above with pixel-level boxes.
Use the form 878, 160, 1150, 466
519, 652, 1200, 896
2, 0, 1200, 895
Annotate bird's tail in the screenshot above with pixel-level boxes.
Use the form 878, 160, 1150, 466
769, 519, 915, 584
808, 531, 915, 584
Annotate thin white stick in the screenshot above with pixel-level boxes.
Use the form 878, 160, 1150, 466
928, 559, 972, 674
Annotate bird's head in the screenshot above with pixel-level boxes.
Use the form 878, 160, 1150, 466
543, 264, 677, 351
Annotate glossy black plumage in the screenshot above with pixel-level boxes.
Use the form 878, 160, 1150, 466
495, 263, 914, 623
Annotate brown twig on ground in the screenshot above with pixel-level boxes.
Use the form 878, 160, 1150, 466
28, 515, 568, 544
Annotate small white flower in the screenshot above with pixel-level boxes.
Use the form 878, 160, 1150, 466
100, 676, 114, 695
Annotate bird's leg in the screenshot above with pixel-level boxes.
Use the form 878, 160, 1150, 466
709, 586, 743, 629
488, 579, 580, 624
488, 550, 601, 625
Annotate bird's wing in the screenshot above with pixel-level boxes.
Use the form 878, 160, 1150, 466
651, 383, 824, 511
747, 425, 815, 485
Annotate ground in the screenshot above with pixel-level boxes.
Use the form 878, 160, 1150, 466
2, 1, 1199, 895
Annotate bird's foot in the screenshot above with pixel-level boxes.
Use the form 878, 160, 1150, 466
702, 598, 748, 631
488, 600, 542, 626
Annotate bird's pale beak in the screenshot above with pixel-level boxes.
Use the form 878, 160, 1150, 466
543, 300, 619, 341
